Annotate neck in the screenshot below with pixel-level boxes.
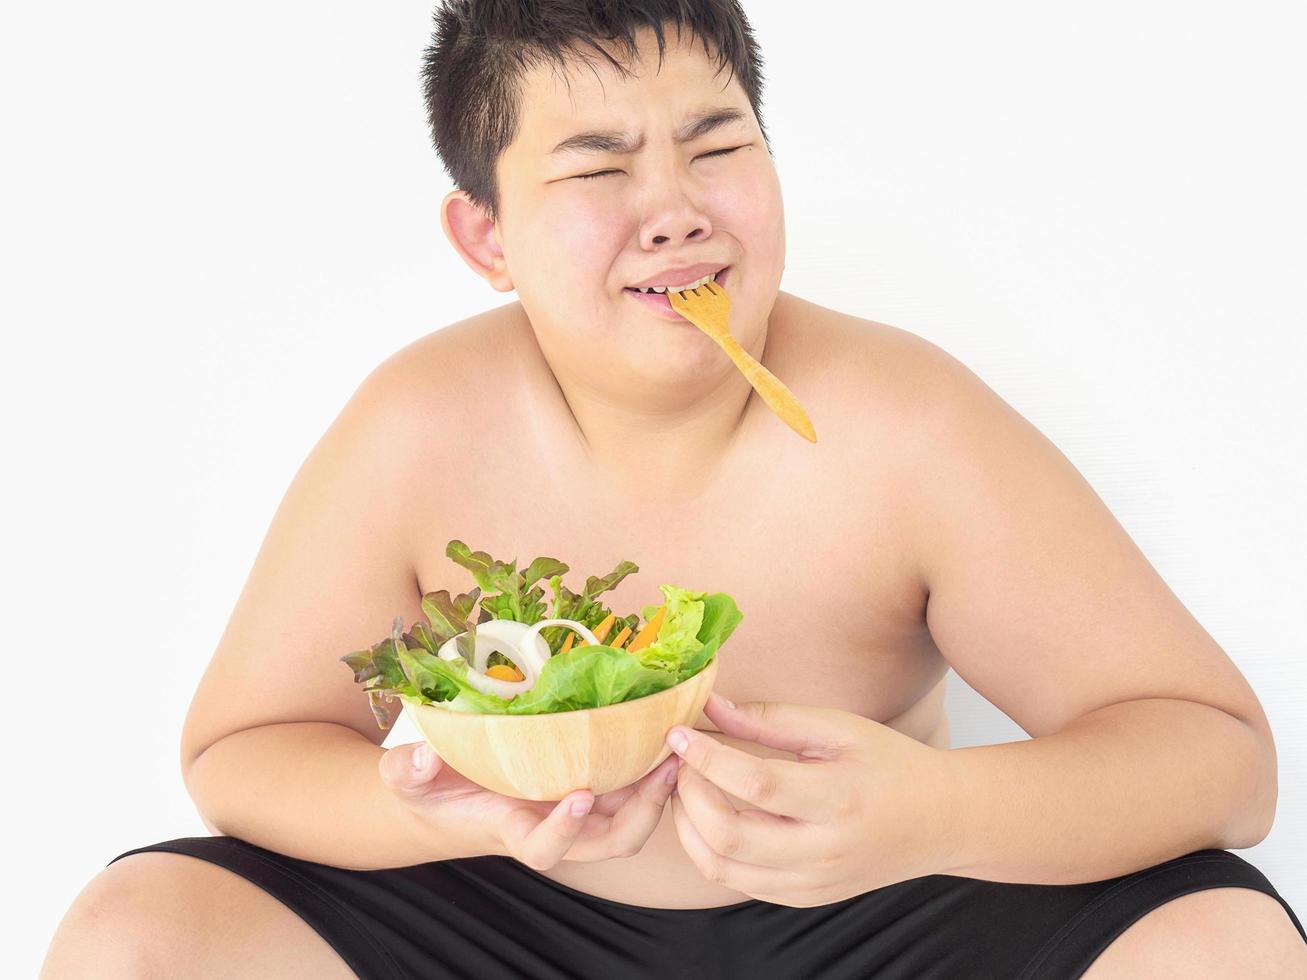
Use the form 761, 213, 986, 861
515, 310, 766, 504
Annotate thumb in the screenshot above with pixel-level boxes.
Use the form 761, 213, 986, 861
379, 741, 444, 798
704, 693, 861, 759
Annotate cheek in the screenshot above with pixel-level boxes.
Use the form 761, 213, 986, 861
509, 197, 630, 335
531, 198, 629, 282
512, 202, 624, 299
562, 203, 618, 248
719, 163, 783, 248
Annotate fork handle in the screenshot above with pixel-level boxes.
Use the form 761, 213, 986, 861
715, 333, 817, 442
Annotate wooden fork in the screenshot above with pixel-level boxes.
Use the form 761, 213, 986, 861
667, 281, 817, 443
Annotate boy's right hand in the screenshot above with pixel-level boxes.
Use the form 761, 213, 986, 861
379, 741, 681, 870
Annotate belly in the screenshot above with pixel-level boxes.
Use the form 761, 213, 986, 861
535, 678, 950, 909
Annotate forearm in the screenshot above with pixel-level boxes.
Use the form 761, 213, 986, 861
185, 722, 501, 870
938, 698, 1277, 885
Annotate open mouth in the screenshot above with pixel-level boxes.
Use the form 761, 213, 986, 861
623, 267, 730, 317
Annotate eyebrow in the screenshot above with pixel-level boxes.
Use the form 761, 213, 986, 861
548, 107, 749, 156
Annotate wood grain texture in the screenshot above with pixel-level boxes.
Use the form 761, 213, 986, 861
668, 281, 817, 442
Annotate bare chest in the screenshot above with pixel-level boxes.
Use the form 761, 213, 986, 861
410, 418, 947, 741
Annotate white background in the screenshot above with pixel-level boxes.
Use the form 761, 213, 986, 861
5, 1, 1304, 972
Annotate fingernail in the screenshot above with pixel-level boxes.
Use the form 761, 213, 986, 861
714, 692, 736, 710
570, 796, 592, 817
413, 744, 431, 772
668, 729, 689, 753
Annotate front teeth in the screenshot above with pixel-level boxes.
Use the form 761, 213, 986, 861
635, 271, 719, 294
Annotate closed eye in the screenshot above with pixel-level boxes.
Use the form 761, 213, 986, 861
573, 146, 743, 181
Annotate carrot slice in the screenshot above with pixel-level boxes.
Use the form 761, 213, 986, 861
592, 612, 616, 643
561, 620, 595, 653
626, 604, 666, 652
486, 663, 524, 682
610, 625, 633, 649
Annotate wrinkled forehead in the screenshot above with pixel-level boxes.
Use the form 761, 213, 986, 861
508, 26, 745, 162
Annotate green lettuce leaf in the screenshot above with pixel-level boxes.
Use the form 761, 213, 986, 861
540, 560, 640, 654
634, 584, 706, 669
396, 645, 514, 714
340, 538, 743, 725
445, 540, 568, 624
635, 589, 742, 680
502, 645, 677, 714
417, 586, 482, 647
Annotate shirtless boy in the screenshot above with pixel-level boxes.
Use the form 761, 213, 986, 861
42, 2, 1306, 977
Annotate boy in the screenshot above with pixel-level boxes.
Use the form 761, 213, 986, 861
43, 2, 1306, 977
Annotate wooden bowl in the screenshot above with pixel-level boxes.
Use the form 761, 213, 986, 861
402, 654, 719, 801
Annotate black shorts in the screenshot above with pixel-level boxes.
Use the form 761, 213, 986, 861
109, 837, 1304, 979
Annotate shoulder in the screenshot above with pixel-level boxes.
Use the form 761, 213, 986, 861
773, 292, 1031, 577
350, 302, 523, 435
793, 295, 1044, 509
771, 291, 981, 447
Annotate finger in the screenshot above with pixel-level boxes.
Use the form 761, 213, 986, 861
568, 755, 679, 860
378, 741, 446, 800
670, 793, 808, 898
674, 762, 808, 868
588, 753, 681, 851
702, 695, 861, 760
591, 752, 680, 817
502, 790, 595, 871
666, 727, 825, 819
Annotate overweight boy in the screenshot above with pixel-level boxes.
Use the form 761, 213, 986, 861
43, 2, 1306, 977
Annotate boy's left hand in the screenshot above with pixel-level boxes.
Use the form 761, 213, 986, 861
667, 691, 960, 908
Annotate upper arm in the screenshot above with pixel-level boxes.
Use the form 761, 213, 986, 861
900, 340, 1271, 740
180, 353, 433, 777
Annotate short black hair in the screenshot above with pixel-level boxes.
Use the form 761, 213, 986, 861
421, 0, 770, 224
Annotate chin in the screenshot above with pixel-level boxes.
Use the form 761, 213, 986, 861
630, 337, 740, 388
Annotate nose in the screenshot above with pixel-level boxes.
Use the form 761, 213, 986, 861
650, 225, 705, 246
635, 151, 716, 249
641, 198, 713, 249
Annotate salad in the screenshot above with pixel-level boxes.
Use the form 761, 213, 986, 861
341, 539, 742, 725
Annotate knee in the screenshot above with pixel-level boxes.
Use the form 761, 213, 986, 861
1083, 886, 1307, 979
40, 853, 209, 979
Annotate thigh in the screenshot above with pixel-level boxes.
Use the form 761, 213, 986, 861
708, 849, 1305, 980
1081, 886, 1307, 979
43, 851, 354, 979
99, 837, 691, 980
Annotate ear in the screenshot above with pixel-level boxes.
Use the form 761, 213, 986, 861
440, 189, 514, 292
